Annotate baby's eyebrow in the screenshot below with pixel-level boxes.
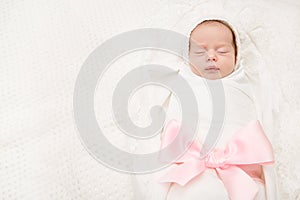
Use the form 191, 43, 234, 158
216, 44, 231, 48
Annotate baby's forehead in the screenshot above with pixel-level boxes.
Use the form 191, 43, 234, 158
190, 26, 233, 42
189, 21, 234, 43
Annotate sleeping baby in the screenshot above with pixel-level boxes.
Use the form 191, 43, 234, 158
132, 16, 277, 200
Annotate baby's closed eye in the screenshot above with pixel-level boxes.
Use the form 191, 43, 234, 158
195, 51, 206, 55
217, 48, 229, 54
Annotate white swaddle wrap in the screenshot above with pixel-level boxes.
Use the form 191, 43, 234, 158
132, 64, 267, 200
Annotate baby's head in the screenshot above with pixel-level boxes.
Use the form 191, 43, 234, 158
188, 20, 237, 80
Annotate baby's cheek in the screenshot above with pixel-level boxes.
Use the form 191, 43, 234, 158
189, 56, 206, 67
223, 59, 235, 70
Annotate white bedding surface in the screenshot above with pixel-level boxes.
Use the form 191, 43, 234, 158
0, 0, 299, 199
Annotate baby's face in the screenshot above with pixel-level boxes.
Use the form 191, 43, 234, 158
188, 22, 236, 80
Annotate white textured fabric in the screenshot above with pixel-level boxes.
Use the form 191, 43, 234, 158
1, 0, 300, 200
0, 0, 157, 199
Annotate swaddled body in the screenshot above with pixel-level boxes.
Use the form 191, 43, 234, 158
132, 18, 275, 200
160, 64, 268, 200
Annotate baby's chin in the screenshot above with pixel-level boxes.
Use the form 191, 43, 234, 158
192, 69, 225, 80
202, 71, 225, 80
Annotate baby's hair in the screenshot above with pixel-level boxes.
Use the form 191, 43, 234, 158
189, 19, 237, 60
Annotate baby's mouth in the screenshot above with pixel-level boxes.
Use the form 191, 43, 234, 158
204, 66, 220, 71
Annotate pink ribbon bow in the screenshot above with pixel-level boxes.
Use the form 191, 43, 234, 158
158, 120, 274, 200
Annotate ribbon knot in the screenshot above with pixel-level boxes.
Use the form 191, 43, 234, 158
158, 120, 274, 200
204, 149, 228, 169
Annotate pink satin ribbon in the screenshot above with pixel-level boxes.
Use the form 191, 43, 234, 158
158, 120, 274, 200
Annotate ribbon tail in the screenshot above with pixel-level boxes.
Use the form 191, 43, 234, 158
159, 159, 205, 186
217, 166, 259, 200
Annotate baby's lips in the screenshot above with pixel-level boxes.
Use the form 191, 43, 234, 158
205, 65, 220, 70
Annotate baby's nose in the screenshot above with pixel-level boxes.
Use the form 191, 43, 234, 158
207, 50, 217, 61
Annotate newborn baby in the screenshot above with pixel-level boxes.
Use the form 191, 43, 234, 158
132, 17, 276, 200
